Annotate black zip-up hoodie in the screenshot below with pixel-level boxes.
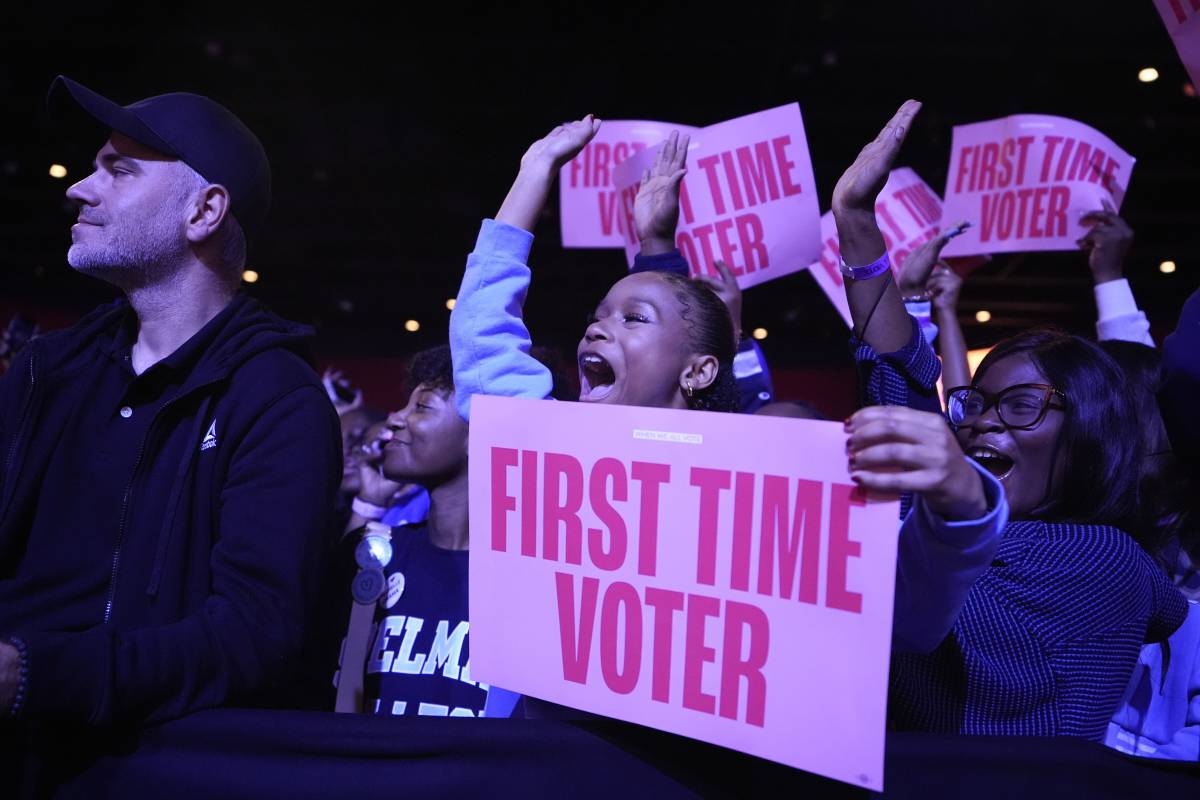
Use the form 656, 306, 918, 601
0, 294, 341, 725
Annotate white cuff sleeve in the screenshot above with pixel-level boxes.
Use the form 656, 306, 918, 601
1094, 279, 1154, 347
1094, 279, 1139, 321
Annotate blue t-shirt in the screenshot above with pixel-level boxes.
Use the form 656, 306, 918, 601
363, 523, 487, 717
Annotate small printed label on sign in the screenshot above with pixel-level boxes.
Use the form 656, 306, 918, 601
632, 429, 703, 445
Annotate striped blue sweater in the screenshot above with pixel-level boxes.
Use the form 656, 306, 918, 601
856, 323, 1189, 739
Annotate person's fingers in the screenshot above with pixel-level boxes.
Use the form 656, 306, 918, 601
565, 115, 597, 143
714, 259, 737, 286
927, 270, 961, 292
846, 405, 946, 438
881, 99, 922, 146
849, 469, 935, 494
668, 168, 687, 187
849, 404, 929, 428
848, 441, 932, 471
640, 169, 651, 188
939, 220, 971, 241
1101, 197, 1116, 214
847, 422, 929, 453
660, 132, 677, 172
1080, 208, 1118, 226
846, 411, 948, 451
909, 236, 939, 259
674, 133, 691, 169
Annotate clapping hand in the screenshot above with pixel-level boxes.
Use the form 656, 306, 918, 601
832, 100, 922, 215
634, 130, 689, 254
519, 115, 603, 174
897, 221, 969, 297
498, 115, 603, 232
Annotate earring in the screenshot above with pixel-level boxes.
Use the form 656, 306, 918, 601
684, 381, 694, 398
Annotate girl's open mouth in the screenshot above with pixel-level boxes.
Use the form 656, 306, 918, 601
579, 352, 617, 402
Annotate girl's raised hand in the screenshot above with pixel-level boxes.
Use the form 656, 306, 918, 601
634, 130, 690, 250
498, 115, 602, 232
519, 115, 603, 174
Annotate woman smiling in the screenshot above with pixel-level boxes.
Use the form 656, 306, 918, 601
834, 101, 1187, 740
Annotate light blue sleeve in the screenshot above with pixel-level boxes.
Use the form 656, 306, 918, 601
450, 219, 555, 422
892, 458, 1008, 653
1106, 601, 1200, 761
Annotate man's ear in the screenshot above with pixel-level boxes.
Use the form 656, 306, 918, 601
678, 354, 719, 393
185, 183, 231, 245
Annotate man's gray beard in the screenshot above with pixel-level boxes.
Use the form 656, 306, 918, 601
67, 215, 186, 289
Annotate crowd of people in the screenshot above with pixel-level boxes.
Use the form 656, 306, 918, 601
1, 75, 1197, 793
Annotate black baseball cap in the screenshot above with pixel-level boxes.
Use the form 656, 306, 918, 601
48, 75, 272, 242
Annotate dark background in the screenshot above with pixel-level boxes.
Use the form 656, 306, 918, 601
3, 1, 1197, 406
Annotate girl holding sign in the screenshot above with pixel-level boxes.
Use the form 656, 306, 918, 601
449, 116, 1011, 721
831, 100, 1187, 741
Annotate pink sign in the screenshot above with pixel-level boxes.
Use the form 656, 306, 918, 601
559, 120, 685, 248
808, 168, 947, 327
610, 104, 823, 290
1155, 0, 1200, 89
468, 395, 901, 790
939, 115, 1135, 257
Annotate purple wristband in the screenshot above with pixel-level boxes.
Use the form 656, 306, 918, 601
839, 250, 891, 281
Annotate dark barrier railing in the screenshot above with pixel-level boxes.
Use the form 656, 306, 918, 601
16, 708, 1200, 799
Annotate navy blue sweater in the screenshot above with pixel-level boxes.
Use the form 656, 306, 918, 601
0, 295, 342, 725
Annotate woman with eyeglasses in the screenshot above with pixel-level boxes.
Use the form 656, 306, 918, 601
834, 102, 1187, 740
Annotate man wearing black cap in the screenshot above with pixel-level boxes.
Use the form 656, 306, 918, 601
0, 78, 341, 741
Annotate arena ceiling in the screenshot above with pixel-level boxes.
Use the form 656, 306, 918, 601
3, 2, 1197, 365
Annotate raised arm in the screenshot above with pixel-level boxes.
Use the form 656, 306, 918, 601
833, 101, 941, 412
450, 117, 600, 421
831, 100, 922, 353
1078, 200, 1153, 347
927, 264, 971, 394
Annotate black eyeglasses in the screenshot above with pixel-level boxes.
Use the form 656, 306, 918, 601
945, 383, 1068, 431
